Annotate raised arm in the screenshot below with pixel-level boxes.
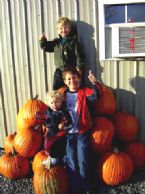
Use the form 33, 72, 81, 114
85, 70, 103, 101
39, 32, 57, 52
39, 32, 47, 41
88, 70, 97, 84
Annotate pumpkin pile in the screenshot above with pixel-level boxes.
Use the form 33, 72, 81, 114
0, 86, 145, 193
0, 96, 45, 177
0, 95, 69, 194
90, 86, 145, 186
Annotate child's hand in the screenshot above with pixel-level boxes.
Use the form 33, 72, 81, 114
43, 126, 48, 137
58, 122, 65, 130
58, 117, 67, 130
39, 32, 47, 41
88, 70, 97, 84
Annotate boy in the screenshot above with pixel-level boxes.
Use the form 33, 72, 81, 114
39, 17, 84, 90
35, 91, 73, 168
61, 68, 102, 194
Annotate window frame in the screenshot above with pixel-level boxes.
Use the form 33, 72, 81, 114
98, 0, 145, 60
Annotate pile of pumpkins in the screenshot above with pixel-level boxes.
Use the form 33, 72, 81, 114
0, 95, 68, 194
0, 86, 145, 194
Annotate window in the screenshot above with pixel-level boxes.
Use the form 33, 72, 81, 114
98, 1, 145, 60
105, 5, 125, 24
128, 4, 145, 22
105, 4, 145, 24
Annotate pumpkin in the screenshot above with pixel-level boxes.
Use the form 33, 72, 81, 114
14, 127, 43, 158
94, 86, 117, 116
32, 150, 49, 172
0, 149, 30, 179
91, 117, 115, 153
98, 148, 134, 185
4, 132, 16, 154
16, 95, 48, 131
57, 86, 67, 95
112, 112, 139, 142
124, 142, 145, 169
33, 165, 68, 194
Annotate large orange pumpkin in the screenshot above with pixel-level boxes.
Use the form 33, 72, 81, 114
32, 150, 49, 172
98, 148, 134, 185
4, 132, 16, 154
91, 117, 115, 154
14, 127, 43, 158
124, 142, 145, 169
16, 95, 48, 131
112, 112, 139, 142
33, 165, 68, 194
94, 86, 117, 116
0, 150, 30, 179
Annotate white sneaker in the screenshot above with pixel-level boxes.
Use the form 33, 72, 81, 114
42, 156, 63, 168
50, 158, 61, 166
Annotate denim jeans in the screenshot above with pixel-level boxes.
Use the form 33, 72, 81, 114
45, 135, 66, 158
65, 130, 92, 193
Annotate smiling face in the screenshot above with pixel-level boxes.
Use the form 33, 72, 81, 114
57, 23, 71, 37
64, 72, 81, 92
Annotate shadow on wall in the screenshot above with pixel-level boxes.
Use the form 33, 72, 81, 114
130, 76, 145, 97
71, 20, 103, 84
115, 75, 145, 114
114, 75, 145, 141
130, 76, 145, 117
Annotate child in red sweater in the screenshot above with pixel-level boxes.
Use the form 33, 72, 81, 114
61, 68, 102, 194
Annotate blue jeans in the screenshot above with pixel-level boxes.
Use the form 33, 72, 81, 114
65, 131, 92, 193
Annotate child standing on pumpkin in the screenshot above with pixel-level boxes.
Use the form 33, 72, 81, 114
61, 68, 102, 194
39, 17, 85, 90
35, 91, 73, 168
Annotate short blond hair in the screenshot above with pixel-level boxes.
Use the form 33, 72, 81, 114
46, 90, 64, 104
57, 17, 72, 29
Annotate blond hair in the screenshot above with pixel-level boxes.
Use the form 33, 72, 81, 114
46, 90, 64, 104
57, 17, 72, 29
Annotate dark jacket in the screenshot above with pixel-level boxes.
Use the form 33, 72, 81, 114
39, 34, 85, 71
35, 107, 73, 136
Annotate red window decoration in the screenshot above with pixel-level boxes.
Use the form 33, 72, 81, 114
129, 28, 135, 53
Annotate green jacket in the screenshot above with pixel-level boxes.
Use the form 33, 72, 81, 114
39, 34, 85, 71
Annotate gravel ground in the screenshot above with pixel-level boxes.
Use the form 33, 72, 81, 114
1, 148, 145, 194
96, 169, 145, 194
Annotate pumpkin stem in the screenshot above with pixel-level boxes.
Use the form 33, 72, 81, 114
13, 131, 17, 136
11, 146, 17, 156
33, 94, 39, 100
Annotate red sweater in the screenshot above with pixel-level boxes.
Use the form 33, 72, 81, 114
64, 82, 103, 134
